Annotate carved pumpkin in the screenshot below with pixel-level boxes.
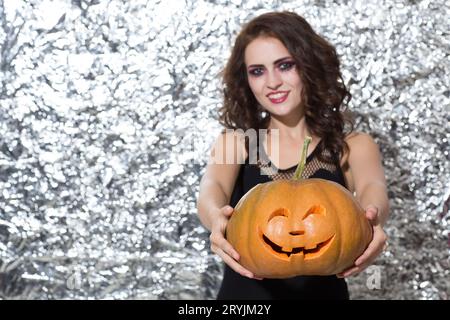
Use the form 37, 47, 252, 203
226, 137, 372, 278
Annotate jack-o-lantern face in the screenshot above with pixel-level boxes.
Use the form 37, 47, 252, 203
260, 206, 335, 261
226, 179, 372, 278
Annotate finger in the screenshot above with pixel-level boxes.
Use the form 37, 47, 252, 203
336, 264, 355, 277
211, 238, 239, 261
365, 206, 378, 221
348, 261, 376, 277
355, 245, 383, 267
354, 251, 370, 267
354, 226, 385, 265
355, 244, 382, 267
221, 206, 234, 217
213, 234, 240, 260
218, 249, 255, 279
355, 234, 385, 266
338, 266, 360, 278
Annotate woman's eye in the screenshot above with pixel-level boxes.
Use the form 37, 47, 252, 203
279, 62, 295, 71
248, 68, 264, 77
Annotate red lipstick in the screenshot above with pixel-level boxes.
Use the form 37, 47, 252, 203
267, 91, 290, 104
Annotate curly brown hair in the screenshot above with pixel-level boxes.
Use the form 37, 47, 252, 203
219, 11, 354, 165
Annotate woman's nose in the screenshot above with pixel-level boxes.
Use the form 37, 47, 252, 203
266, 71, 282, 90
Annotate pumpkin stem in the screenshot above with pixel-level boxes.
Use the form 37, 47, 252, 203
293, 136, 312, 181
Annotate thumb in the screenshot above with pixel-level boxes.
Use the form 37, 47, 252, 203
365, 205, 378, 222
222, 205, 234, 217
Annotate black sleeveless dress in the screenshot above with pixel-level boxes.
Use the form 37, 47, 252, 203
217, 138, 350, 300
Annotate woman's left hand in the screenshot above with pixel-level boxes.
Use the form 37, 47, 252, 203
337, 204, 388, 278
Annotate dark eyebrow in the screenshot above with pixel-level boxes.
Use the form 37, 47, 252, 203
247, 56, 293, 69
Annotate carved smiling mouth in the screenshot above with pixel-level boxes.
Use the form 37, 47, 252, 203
262, 234, 335, 260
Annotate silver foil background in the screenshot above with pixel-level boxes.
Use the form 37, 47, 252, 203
0, 0, 448, 299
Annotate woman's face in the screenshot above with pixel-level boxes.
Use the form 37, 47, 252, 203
244, 36, 303, 118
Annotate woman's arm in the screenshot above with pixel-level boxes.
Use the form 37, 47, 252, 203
347, 132, 390, 226
338, 132, 390, 278
197, 130, 245, 230
196, 131, 258, 279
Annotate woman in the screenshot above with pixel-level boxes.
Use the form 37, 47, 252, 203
196, 11, 389, 299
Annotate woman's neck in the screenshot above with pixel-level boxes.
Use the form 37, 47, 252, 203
267, 114, 312, 141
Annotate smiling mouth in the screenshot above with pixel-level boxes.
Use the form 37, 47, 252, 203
267, 91, 289, 104
262, 234, 335, 260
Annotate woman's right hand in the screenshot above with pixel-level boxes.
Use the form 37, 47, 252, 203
209, 205, 261, 279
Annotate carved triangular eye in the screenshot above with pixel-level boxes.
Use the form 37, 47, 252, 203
302, 205, 326, 220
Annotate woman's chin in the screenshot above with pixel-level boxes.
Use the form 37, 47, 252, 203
267, 108, 298, 118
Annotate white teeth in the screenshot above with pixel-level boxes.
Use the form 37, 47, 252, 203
269, 92, 287, 99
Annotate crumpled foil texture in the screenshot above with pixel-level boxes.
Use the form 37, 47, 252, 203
0, 0, 448, 299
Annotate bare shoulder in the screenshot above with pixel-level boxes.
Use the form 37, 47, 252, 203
344, 131, 382, 166
345, 131, 377, 146
203, 129, 247, 201
339, 132, 384, 193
